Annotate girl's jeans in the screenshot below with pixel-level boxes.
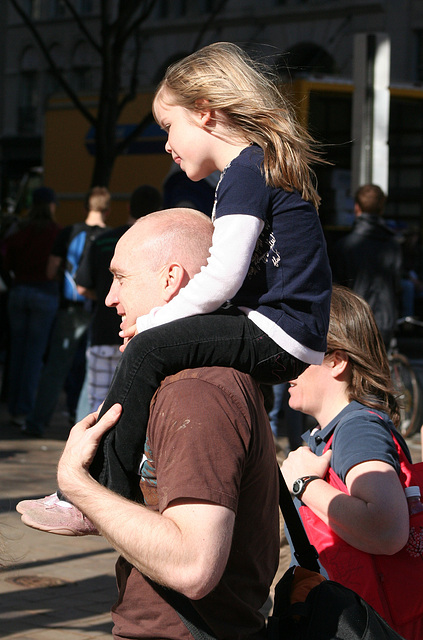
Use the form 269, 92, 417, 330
89, 306, 308, 500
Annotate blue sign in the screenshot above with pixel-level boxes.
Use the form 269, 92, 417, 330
85, 122, 167, 156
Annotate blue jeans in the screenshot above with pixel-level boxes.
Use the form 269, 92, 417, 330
26, 304, 90, 435
7, 284, 59, 417
89, 306, 307, 501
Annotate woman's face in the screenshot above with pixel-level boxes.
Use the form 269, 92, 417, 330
287, 359, 333, 418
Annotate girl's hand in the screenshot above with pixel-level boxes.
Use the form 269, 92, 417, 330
57, 404, 122, 490
119, 323, 138, 353
281, 446, 332, 490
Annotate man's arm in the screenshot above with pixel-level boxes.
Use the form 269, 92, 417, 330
57, 407, 235, 600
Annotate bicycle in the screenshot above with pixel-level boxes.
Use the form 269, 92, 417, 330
388, 316, 423, 437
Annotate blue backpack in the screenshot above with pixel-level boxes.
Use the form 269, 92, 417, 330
63, 228, 87, 302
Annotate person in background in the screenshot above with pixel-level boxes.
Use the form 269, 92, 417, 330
74, 185, 162, 418
281, 284, 418, 639
267, 382, 304, 453
4, 187, 61, 426
400, 225, 423, 319
332, 184, 402, 347
162, 163, 219, 217
22, 187, 110, 437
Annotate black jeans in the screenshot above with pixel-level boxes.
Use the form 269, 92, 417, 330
89, 306, 307, 501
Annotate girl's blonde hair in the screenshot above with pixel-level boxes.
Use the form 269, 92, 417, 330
327, 285, 400, 427
153, 42, 323, 209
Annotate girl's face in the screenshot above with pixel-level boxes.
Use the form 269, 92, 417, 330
154, 95, 217, 182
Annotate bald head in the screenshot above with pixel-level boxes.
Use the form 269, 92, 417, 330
123, 207, 213, 278
106, 208, 213, 330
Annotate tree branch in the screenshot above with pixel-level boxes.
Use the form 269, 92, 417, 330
117, 29, 142, 115
191, 0, 230, 52
9, 0, 96, 125
61, 0, 101, 55
114, 0, 156, 48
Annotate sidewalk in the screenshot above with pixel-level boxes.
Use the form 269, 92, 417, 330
0, 396, 118, 640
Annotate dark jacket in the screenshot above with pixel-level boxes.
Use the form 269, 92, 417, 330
332, 213, 402, 344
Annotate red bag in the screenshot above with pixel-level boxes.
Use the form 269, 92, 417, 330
300, 412, 423, 638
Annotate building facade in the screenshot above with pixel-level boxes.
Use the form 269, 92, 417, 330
2, 0, 423, 228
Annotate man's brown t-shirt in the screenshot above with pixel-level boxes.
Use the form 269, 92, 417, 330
112, 367, 279, 639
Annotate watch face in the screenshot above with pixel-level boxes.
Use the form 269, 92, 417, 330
292, 478, 304, 495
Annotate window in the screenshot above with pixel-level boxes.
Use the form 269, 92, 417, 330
174, 0, 187, 17
79, 0, 93, 14
154, 0, 187, 19
23, 0, 41, 19
416, 30, 423, 82
155, 0, 169, 19
73, 67, 93, 91
47, 44, 65, 95
18, 46, 39, 134
51, 0, 66, 18
18, 72, 38, 134
72, 41, 93, 92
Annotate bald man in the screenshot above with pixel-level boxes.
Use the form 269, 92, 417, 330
23, 209, 279, 639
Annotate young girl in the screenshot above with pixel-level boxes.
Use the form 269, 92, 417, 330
17, 42, 332, 535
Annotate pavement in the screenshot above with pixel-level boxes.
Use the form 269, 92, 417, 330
0, 393, 118, 640
0, 357, 421, 639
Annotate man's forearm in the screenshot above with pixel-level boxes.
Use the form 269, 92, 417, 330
57, 410, 234, 599
62, 473, 232, 599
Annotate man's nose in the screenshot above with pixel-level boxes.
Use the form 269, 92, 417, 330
105, 282, 118, 308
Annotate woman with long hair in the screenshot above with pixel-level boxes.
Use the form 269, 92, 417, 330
282, 284, 420, 639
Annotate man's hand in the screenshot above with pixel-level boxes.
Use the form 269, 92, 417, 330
57, 404, 122, 492
281, 446, 332, 489
119, 323, 138, 352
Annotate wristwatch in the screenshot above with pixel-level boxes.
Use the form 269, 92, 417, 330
292, 475, 320, 499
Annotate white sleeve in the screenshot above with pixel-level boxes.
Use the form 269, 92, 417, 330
136, 214, 264, 333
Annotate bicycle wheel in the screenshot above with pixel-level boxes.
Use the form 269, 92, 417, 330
389, 352, 423, 437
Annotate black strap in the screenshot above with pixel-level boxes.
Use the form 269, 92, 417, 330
277, 466, 320, 572
152, 465, 319, 640
149, 580, 217, 640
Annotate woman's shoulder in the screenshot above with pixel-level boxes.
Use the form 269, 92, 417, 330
333, 403, 395, 446
338, 402, 391, 425
331, 403, 401, 480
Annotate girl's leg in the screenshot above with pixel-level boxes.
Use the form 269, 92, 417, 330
90, 307, 306, 500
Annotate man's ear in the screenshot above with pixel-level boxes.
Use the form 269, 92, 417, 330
162, 263, 188, 302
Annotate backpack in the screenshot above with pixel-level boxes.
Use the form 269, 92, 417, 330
63, 227, 87, 302
63, 224, 104, 302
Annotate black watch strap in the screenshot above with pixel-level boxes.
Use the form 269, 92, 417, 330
292, 475, 321, 499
